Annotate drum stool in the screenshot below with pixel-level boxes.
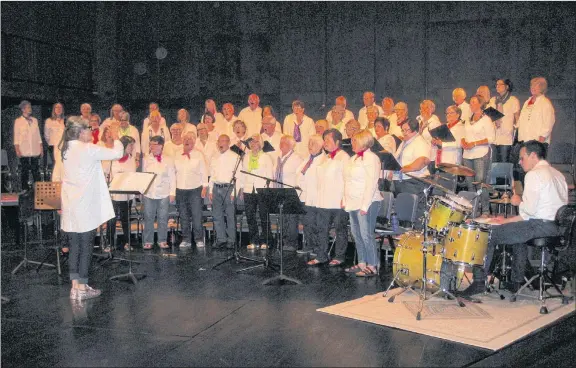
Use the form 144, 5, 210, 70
509, 236, 571, 313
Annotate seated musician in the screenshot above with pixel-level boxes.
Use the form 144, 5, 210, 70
460, 140, 568, 296
391, 119, 431, 229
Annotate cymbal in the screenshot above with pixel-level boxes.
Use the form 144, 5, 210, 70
405, 173, 454, 194
489, 198, 513, 204
437, 163, 475, 177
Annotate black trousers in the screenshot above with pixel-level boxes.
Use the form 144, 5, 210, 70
493, 144, 512, 163
107, 200, 132, 248
47, 146, 56, 169
20, 156, 41, 191
67, 229, 97, 284
481, 219, 563, 283
244, 192, 273, 246
315, 208, 349, 262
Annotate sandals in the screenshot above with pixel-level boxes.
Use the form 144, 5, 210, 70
143, 243, 153, 250
124, 244, 134, 251
328, 260, 342, 267
307, 259, 325, 266
159, 242, 169, 249
344, 264, 363, 273
356, 267, 378, 278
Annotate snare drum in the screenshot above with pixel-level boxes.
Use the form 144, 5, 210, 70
443, 222, 490, 267
428, 196, 470, 232
392, 232, 443, 291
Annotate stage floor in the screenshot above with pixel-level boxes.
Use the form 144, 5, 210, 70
2, 243, 575, 367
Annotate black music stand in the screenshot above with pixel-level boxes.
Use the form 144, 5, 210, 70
108, 172, 156, 285
258, 187, 306, 285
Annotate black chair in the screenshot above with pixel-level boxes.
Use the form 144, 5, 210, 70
510, 205, 576, 314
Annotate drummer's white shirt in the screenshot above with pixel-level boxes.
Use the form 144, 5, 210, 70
519, 160, 567, 221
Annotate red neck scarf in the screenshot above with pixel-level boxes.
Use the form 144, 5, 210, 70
182, 151, 191, 159
528, 96, 537, 105
118, 154, 129, 163
92, 129, 99, 144
357, 150, 367, 158
154, 154, 162, 163
329, 148, 340, 160
397, 118, 408, 127
447, 120, 461, 130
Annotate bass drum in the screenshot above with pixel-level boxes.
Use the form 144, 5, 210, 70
392, 232, 443, 291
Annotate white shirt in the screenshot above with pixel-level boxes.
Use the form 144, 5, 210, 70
61, 140, 123, 232
109, 155, 137, 202
201, 112, 226, 131
209, 149, 239, 192
393, 135, 431, 180
317, 150, 349, 209
118, 125, 141, 156
457, 101, 472, 124
282, 114, 316, 160
462, 115, 495, 159
181, 122, 197, 136
378, 134, 397, 154
296, 154, 326, 207
272, 150, 303, 189
490, 95, 521, 146
141, 125, 171, 157
328, 121, 347, 138
220, 116, 238, 137
239, 152, 274, 194
343, 150, 383, 212
262, 131, 282, 156
238, 106, 263, 137
385, 114, 402, 139
14, 116, 42, 157
326, 109, 355, 125
517, 95, 555, 144
439, 121, 466, 165
174, 149, 208, 190
418, 114, 442, 161
358, 104, 384, 128
519, 160, 568, 221
163, 141, 183, 158
143, 116, 167, 129
44, 118, 65, 147
142, 154, 176, 199
195, 139, 218, 170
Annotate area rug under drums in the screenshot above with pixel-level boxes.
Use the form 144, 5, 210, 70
317, 288, 575, 350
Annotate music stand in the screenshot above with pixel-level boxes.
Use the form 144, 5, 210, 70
108, 172, 156, 285
258, 187, 306, 285
11, 183, 59, 274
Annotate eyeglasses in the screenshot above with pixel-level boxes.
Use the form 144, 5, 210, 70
445, 111, 457, 115
401, 129, 412, 134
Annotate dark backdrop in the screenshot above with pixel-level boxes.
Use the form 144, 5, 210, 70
2, 1, 575, 164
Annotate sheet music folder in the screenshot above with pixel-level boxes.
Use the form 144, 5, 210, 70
108, 172, 157, 195
429, 124, 456, 142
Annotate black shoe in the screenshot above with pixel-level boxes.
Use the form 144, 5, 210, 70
214, 242, 227, 249
505, 281, 524, 293
283, 245, 297, 252
226, 243, 235, 249
458, 281, 486, 297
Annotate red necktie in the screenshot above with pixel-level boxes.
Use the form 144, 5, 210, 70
155, 154, 162, 163
182, 151, 190, 159
118, 154, 129, 163
329, 149, 340, 160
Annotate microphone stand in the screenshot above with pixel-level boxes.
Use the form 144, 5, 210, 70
212, 150, 269, 271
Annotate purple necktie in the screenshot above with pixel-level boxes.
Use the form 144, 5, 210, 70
293, 122, 302, 143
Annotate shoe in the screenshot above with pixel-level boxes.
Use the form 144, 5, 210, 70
505, 281, 524, 293
77, 285, 102, 301
356, 267, 378, 277
328, 260, 343, 267
196, 241, 205, 248
260, 243, 268, 250
247, 244, 258, 250
307, 259, 326, 266
103, 246, 111, 253
124, 244, 133, 251
180, 241, 192, 248
143, 243, 153, 250
214, 241, 227, 249
159, 242, 170, 249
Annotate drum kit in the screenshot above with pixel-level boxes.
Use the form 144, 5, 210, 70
383, 164, 493, 320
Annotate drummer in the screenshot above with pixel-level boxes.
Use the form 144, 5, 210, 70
391, 119, 431, 229
459, 140, 568, 296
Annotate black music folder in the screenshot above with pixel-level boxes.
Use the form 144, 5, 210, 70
483, 107, 505, 122
429, 124, 456, 142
